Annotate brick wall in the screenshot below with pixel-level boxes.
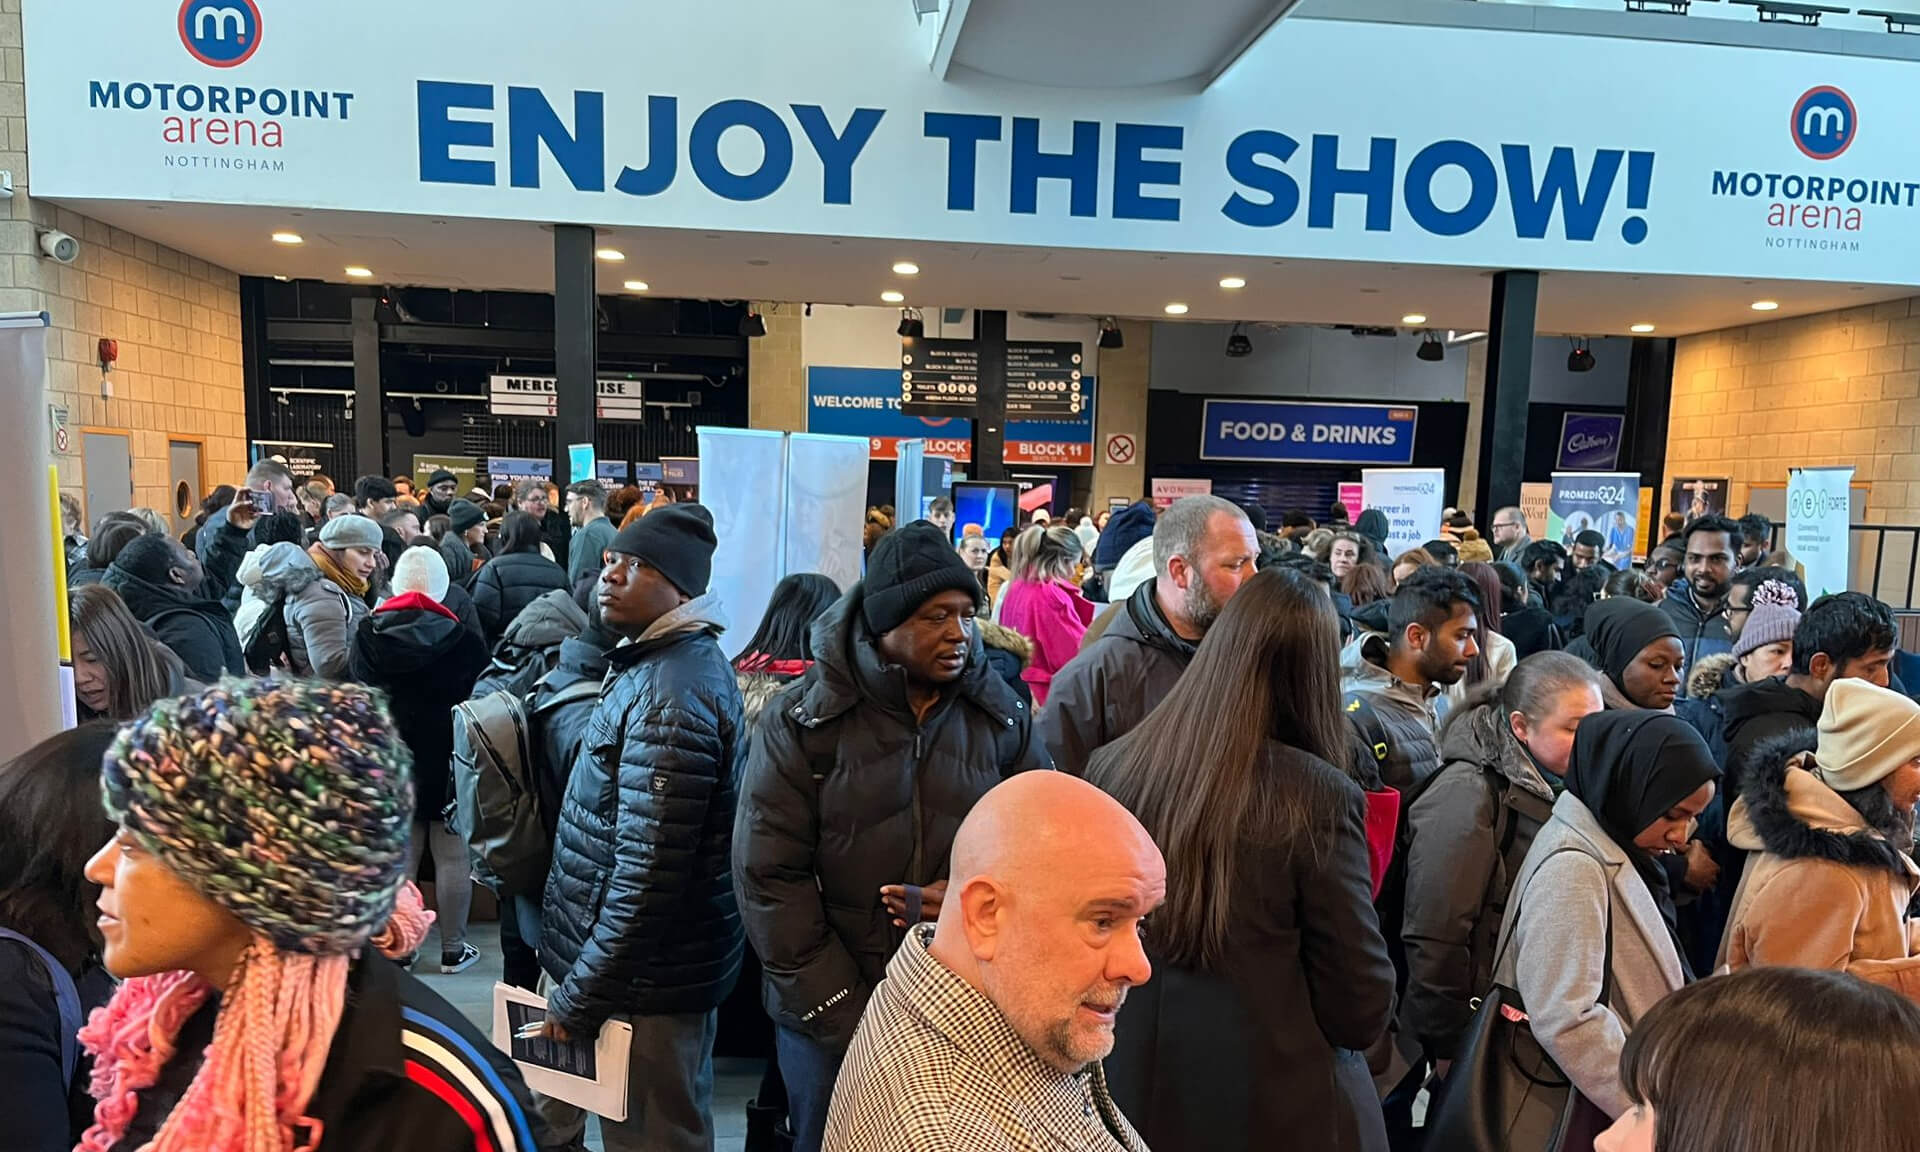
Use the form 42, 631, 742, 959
1665, 296, 1920, 522
0, 0, 246, 522
747, 301, 806, 433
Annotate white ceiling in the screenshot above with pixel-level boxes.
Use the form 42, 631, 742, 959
944, 0, 1300, 88
54, 197, 1909, 338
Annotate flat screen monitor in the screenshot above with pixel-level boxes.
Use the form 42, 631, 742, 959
950, 481, 1019, 548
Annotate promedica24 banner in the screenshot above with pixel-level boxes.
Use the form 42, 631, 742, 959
1549, 472, 1641, 569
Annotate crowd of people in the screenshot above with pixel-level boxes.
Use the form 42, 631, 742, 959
8, 477, 1920, 1152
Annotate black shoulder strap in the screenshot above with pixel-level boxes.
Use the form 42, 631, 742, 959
1485, 766, 1521, 860
1343, 693, 1391, 767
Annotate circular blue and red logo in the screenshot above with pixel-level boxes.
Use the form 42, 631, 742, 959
1791, 86, 1855, 161
179, 0, 262, 68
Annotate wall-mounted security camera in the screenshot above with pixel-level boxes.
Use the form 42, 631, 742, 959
37, 230, 79, 264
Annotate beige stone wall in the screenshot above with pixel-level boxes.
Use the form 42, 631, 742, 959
1666, 297, 1920, 521
0, 0, 246, 522
747, 301, 806, 433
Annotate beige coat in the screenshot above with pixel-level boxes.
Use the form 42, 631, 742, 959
1722, 746, 1920, 1001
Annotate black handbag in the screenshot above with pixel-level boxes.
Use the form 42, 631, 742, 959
1423, 854, 1615, 1152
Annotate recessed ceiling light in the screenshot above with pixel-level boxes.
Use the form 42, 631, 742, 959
1401, 313, 1428, 325
271, 231, 303, 245
1218, 276, 1246, 290
1630, 323, 1656, 333
344, 266, 372, 278
892, 261, 920, 276
1164, 303, 1189, 315
595, 248, 625, 262
881, 290, 905, 304
272, 275, 290, 282
1750, 300, 1780, 312
623, 280, 649, 292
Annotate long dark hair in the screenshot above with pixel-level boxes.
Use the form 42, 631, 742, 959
1087, 567, 1346, 970
1342, 561, 1391, 607
0, 723, 119, 972
735, 573, 840, 666
1621, 966, 1920, 1152
1460, 561, 1505, 687
499, 510, 543, 555
70, 584, 177, 722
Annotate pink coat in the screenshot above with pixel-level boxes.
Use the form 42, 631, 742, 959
997, 578, 1096, 709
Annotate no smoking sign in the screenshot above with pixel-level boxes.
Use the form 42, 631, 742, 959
1105, 433, 1137, 465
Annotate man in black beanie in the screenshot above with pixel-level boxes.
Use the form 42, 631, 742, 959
537, 501, 748, 1152
733, 519, 1051, 1152
423, 467, 462, 517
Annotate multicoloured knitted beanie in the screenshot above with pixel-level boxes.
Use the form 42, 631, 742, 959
101, 678, 415, 955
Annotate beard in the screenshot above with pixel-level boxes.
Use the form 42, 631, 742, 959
1182, 578, 1224, 633
1842, 783, 1917, 850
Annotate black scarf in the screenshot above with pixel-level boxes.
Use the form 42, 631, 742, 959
1564, 710, 1720, 979
1585, 597, 1681, 698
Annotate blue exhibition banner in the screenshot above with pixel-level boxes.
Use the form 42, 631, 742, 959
486, 456, 551, 488
1200, 400, 1418, 465
1557, 412, 1626, 471
806, 366, 1096, 464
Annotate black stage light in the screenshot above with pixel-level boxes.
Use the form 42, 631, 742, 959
740, 311, 767, 338
1225, 323, 1252, 358
1567, 339, 1595, 373
1417, 332, 1445, 362
1098, 317, 1124, 349
897, 308, 925, 339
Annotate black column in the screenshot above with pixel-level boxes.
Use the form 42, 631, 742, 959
350, 294, 383, 481
552, 224, 599, 486
238, 277, 272, 450
1474, 271, 1538, 518
971, 309, 1008, 482
1623, 336, 1676, 521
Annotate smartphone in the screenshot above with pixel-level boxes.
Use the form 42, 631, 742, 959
244, 487, 275, 515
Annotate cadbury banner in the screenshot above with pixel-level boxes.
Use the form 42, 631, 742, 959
1556, 412, 1625, 471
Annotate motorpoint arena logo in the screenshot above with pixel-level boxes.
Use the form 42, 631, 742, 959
1791, 86, 1855, 161
179, 0, 262, 68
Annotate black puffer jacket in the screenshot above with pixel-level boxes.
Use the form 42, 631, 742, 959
734, 587, 1051, 1052
100, 567, 244, 682
529, 626, 617, 839
540, 595, 745, 1033
350, 599, 489, 814
471, 551, 569, 644
1038, 578, 1197, 776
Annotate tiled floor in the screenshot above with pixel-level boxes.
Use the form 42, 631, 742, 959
415, 927, 764, 1152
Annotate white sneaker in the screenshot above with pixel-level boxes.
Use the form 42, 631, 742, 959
439, 942, 481, 974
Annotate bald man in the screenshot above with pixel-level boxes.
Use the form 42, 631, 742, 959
825, 773, 1164, 1152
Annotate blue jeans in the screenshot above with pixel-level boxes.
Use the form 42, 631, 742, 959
775, 1025, 844, 1152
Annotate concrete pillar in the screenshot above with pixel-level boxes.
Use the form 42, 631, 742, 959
1458, 339, 1489, 517
748, 301, 806, 433
1092, 323, 1150, 508
552, 224, 599, 485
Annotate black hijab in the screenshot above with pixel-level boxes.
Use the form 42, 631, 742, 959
1564, 710, 1720, 976
1584, 597, 1680, 698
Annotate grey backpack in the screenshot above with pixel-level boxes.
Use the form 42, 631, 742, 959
452, 680, 597, 894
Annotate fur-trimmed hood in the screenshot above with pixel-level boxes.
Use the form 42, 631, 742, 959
1727, 729, 1915, 878
976, 618, 1034, 667
1685, 652, 1737, 701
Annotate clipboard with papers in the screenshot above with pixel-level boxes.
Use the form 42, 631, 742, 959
491, 982, 634, 1120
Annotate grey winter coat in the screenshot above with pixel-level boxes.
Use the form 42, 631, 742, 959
1038, 578, 1196, 775
1339, 632, 1447, 792
540, 596, 746, 1033
733, 586, 1051, 1052
1494, 792, 1689, 1121
1399, 703, 1557, 1060
249, 541, 368, 680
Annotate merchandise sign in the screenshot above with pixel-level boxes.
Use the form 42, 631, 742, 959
1201, 400, 1417, 465
1004, 342, 1085, 420
1548, 471, 1640, 568
1556, 412, 1625, 471
1787, 465, 1854, 597
1669, 476, 1730, 520
487, 375, 647, 421
485, 456, 551, 489
1360, 468, 1446, 556
900, 339, 979, 418
1151, 478, 1212, 511
252, 440, 334, 484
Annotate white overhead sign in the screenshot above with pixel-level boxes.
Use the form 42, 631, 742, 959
488, 374, 646, 420
22, 1, 1920, 284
